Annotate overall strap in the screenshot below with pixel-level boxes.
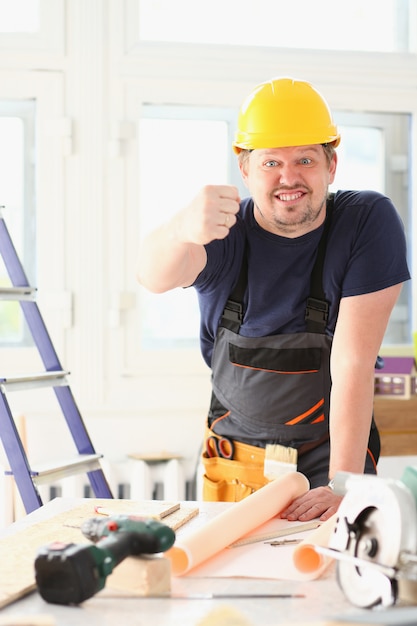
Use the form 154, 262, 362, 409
304, 193, 334, 333
220, 193, 334, 334
219, 247, 248, 332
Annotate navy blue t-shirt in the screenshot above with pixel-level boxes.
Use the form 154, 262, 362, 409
193, 190, 411, 367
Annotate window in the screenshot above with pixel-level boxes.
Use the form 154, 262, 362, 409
137, 0, 414, 53
137, 105, 242, 350
332, 111, 411, 344
137, 106, 411, 350
0, 0, 40, 32
0, 100, 36, 345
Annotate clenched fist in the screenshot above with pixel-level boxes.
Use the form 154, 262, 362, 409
178, 185, 241, 245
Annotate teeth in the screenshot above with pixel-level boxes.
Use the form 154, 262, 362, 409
278, 192, 302, 201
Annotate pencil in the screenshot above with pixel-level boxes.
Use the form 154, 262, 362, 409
93, 505, 160, 520
94, 505, 113, 516
160, 593, 306, 600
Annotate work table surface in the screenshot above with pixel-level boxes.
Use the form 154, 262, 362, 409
0, 498, 415, 626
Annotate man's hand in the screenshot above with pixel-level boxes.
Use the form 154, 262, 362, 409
179, 185, 240, 245
137, 184, 240, 292
280, 486, 343, 522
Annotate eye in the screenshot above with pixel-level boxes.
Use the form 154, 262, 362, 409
300, 157, 312, 165
264, 160, 278, 167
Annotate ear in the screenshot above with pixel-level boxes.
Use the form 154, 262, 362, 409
238, 158, 250, 189
328, 152, 337, 184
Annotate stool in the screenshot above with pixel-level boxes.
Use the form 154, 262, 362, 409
128, 453, 185, 501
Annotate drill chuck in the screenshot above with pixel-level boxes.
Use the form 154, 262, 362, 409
81, 514, 175, 552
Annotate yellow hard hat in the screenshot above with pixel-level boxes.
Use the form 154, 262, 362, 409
233, 77, 340, 153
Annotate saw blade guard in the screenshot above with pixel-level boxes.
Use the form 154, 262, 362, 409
329, 475, 417, 608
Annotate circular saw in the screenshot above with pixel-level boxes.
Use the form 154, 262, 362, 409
324, 472, 417, 608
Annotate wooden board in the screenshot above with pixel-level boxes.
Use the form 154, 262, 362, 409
0, 499, 199, 609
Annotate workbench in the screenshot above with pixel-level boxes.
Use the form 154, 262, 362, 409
1, 498, 417, 626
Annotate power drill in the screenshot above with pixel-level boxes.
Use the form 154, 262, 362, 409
34, 515, 176, 605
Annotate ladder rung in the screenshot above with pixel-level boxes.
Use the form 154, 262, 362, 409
0, 370, 69, 392
5, 454, 103, 485
0, 286, 37, 301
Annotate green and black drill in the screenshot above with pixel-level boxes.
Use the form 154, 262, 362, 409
34, 515, 175, 605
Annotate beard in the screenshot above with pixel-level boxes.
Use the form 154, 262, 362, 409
254, 189, 328, 235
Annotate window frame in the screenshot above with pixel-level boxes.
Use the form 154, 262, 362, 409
0, 0, 64, 53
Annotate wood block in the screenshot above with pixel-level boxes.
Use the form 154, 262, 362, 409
373, 397, 417, 456
106, 555, 171, 596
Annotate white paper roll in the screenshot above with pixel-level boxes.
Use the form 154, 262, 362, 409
167, 471, 310, 576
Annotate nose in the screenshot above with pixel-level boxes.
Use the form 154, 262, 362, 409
276, 162, 299, 186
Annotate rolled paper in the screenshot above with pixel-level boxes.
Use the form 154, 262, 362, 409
292, 513, 337, 577
166, 471, 309, 576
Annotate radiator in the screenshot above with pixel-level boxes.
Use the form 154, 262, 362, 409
0, 458, 196, 529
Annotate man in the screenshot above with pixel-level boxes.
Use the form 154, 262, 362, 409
137, 77, 410, 521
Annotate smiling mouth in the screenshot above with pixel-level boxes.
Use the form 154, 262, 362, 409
275, 191, 305, 202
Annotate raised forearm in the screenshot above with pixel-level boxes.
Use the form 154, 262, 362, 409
136, 218, 205, 293
136, 184, 240, 293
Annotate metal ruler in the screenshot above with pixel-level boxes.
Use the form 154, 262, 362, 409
229, 520, 321, 548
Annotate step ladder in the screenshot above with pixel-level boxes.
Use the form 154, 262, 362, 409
0, 208, 113, 513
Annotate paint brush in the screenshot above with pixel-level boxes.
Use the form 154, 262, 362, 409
264, 444, 298, 481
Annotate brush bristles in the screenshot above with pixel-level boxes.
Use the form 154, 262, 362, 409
265, 444, 298, 464
264, 444, 298, 480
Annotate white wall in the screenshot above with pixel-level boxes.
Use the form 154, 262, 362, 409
0, 1, 416, 486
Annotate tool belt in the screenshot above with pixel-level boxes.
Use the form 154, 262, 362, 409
202, 428, 270, 502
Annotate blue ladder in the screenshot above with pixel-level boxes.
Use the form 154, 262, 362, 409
0, 209, 113, 513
